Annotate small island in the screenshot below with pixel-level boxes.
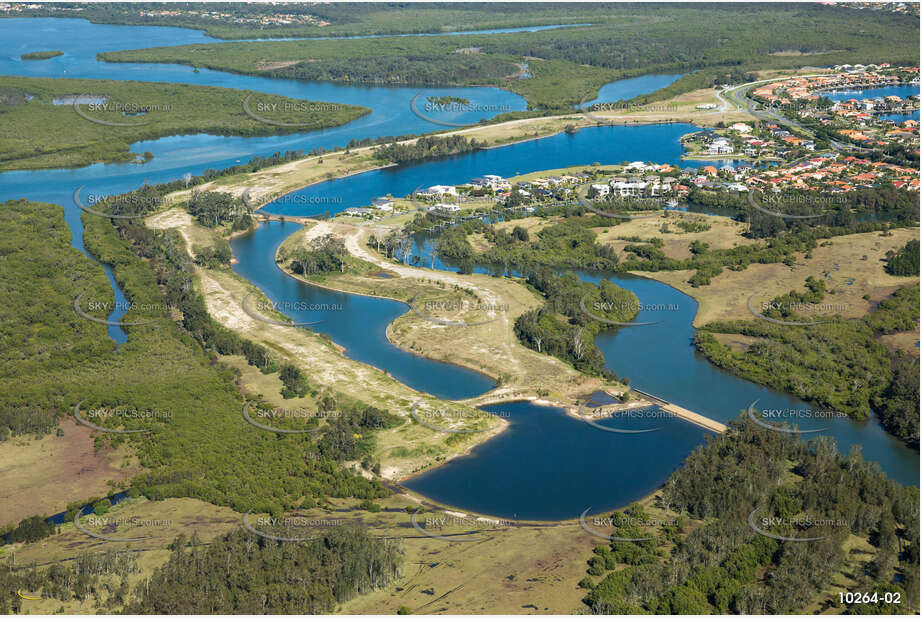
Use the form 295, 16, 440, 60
21, 50, 63, 60
426, 95, 470, 106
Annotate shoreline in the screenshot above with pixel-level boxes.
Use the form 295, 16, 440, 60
270, 235, 504, 392
165, 83, 753, 215
386, 395, 675, 524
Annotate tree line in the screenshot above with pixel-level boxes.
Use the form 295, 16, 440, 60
583, 418, 919, 614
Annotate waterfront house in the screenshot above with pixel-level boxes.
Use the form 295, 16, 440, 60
421, 185, 458, 197
371, 197, 394, 211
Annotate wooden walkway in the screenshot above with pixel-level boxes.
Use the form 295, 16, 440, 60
632, 388, 727, 434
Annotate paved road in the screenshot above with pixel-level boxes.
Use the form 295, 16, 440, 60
721, 73, 877, 155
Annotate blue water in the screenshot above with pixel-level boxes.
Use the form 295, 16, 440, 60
0, 17, 524, 342
229, 221, 495, 400
821, 84, 920, 102
403, 401, 709, 521
879, 111, 920, 122
582, 73, 685, 107
46, 490, 131, 525
0, 17, 915, 520
583, 273, 918, 488
398, 236, 917, 492
261, 124, 716, 217
0, 18, 528, 143
2, 490, 131, 544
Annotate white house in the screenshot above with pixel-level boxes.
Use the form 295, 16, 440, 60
430, 203, 460, 213
707, 138, 734, 154
609, 181, 648, 197
371, 197, 394, 211
470, 175, 508, 190
421, 185, 457, 197
590, 183, 611, 197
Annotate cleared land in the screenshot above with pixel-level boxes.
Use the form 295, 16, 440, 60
642, 228, 920, 326
279, 221, 609, 409
595, 211, 757, 261
0, 417, 139, 527
146, 209, 511, 481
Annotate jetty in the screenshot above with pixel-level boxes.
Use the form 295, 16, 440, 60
632, 388, 728, 434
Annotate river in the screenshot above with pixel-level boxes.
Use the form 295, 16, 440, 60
1, 17, 915, 521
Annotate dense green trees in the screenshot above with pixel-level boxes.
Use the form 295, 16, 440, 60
697, 283, 919, 446
437, 217, 621, 274
0, 199, 116, 441
20, 50, 63, 60
186, 190, 252, 229
431, 194, 916, 288
884, 240, 920, 276
585, 419, 919, 614
286, 236, 348, 275
128, 528, 402, 613
83, 209, 397, 512
374, 135, 483, 164
4, 515, 55, 544
1, 196, 400, 519
279, 363, 310, 399
98, 5, 919, 110
687, 187, 919, 240
0, 550, 138, 613
514, 270, 638, 377
0, 76, 367, 171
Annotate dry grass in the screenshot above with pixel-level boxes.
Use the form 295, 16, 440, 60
493, 215, 557, 238
596, 212, 755, 260
641, 228, 919, 326
143, 212, 516, 480
147, 207, 215, 257
6, 497, 242, 615
711, 332, 765, 353
307, 221, 609, 406
221, 354, 317, 409
877, 332, 920, 359
8, 492, 609, 615
0, 417, 139, 527
340, 521, 594, 615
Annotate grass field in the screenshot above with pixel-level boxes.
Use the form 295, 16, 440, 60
595, 211, 757, 261
5, 489, 625, 615
0, 417, 138, 527
642, 228, 920, 326
4, 497, 241, 614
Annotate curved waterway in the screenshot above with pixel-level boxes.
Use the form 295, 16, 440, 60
230, 220, 496, 400
399, 234, 918, 496
0, 18, 914, 519
0, 17, 527, 340
404, 401, 709, 521
259, 123, 721, 217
